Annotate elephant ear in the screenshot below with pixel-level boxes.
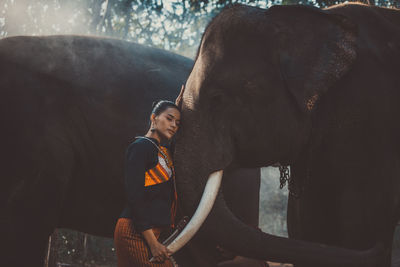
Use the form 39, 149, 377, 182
267, 5, 358, 112
175, 84, 185, 109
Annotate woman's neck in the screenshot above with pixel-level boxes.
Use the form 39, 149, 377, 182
144, 131, 162, 144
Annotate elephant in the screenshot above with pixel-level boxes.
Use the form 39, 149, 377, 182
0, 35, 264, 267
171, 2, 399, 267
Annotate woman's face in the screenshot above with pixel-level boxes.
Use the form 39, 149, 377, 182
152, 107, 181, 141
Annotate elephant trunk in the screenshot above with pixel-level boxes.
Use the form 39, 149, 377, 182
172, 135, 379, 266
203, 189, 380, 266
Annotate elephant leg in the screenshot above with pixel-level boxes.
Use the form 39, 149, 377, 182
289, 137, 400, 267
4, 191, 59, 267
221, 169, 266, 266
2, 216, 53, 267
335, 203, 395, 267
3, 158, 71, 266
287, 153, 312, 243
287, 162, 338, 267
287, 194, 302, 241
287, 166, 307, 241
222, 168, 260, 228
287, 192, 337, 267
382, 223, 397, 267
336, 157, 400, 267
2, 116, 75, 265
287, 165, 357, 267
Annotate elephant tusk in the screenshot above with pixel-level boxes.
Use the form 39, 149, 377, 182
167, 170, 223, 254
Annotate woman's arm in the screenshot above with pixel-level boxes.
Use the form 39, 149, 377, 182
124, 141, 155, 232
124, 141, 170, 262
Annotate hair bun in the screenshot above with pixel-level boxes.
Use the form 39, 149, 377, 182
151, 99, 162, 109
150, 99, 180, 118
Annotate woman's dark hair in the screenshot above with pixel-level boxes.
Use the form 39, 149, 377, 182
151, 100, 180, 116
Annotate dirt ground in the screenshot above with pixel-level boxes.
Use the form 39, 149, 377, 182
267, 263, 293, 267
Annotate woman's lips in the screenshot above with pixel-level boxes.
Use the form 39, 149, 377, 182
168, 129, 175, 135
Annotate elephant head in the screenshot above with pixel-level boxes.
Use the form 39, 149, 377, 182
167, 4, 382, 267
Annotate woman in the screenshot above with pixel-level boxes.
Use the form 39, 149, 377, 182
114, 100, 181, 267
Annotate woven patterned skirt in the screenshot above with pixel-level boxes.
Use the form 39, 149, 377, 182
114, 218, 174, 267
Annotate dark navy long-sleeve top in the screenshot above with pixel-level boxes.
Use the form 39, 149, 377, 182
119, 137, 174, 232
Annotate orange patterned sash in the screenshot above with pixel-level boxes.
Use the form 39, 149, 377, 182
144, 146, 174, 187
135, 137, 178, 228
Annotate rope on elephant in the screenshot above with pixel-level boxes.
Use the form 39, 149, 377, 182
279, 165, 302, 199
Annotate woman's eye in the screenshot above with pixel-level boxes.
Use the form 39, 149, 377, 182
167, 117, 172, 121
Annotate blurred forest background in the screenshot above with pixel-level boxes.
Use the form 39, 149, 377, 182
1, 0, 399, 58
1, 0, 399, 266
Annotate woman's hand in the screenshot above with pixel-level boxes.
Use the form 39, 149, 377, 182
149, 241, 171, 263
142, 229, 171, 263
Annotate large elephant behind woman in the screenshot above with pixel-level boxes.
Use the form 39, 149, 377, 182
171, 2, 399, 267
0, 35, 261, 267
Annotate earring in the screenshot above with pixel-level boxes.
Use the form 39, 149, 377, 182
150, 122, 156, 132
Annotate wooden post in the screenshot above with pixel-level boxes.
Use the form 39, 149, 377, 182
44, 235, 52, 267
83, 233, 88, 259
44, 229, 58, 267
48, 229, 58, 267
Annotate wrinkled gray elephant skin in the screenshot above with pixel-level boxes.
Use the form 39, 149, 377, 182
174, 3, 399, 267
0, 36, 262, 267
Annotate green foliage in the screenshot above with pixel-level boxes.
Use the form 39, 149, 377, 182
1, 0, 398, 58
